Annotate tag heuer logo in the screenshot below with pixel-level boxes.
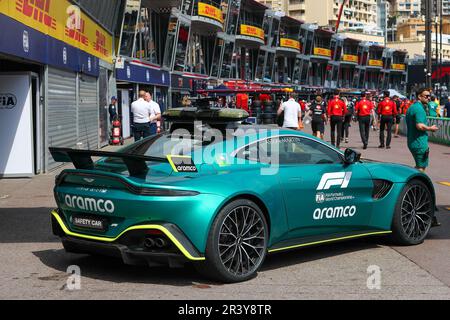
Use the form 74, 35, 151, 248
83, 178, 95, 183
0, 94, 17, 109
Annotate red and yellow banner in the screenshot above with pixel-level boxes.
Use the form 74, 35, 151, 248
368, 59, 383, 67
342, 54, 358, 63
392, 63, 406, 71
198, 2, 223, 24
240, 24, 264, 41
280, 38, 301, 51
313, 47, 331, 58
0, 0, 113, 63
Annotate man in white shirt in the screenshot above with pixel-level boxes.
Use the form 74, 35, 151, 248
277, 94, 303, 130
131, 90, 155, 141
145, 92, 161, 135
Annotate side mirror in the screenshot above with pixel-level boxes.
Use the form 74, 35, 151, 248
344, 148, 361, 165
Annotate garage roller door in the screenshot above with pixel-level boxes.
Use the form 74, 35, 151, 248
78, 75, 99, 150
47, 67, 77, 170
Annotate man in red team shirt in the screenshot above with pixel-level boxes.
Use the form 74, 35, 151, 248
327, 91, 347, 148
355, 92, 374, 149
377, 91, 398, 149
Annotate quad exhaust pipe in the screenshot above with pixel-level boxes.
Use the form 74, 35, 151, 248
144, 237, 168, 249
155, 238, 167, 248
144, 237, 156, 249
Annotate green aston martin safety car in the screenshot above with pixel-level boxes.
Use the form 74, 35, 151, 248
50, 106, 437, 283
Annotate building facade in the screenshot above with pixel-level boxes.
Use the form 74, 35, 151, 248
0, 0, 124, 176
0, 0, 409, 177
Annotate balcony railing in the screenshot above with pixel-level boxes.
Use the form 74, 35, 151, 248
391, 63, 406, 71
279, 37, 301, 52
237, 21, 265, 42
192, 0, 224, 29
313, 47, 332, 58
367, 59, 383, 67
341, 54, 358, 63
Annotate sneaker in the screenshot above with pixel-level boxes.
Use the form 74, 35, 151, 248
363, 145, 367, 150
345, 138, 349, 143
394, 135, 399, 138
386, 146, 391, 149
378, 145, 385, 149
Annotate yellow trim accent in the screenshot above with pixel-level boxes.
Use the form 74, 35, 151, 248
51, 210, 205, 261
268, 231, 392, 253
437, 181, 450, 187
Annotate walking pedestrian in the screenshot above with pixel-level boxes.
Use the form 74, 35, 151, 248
392, 95, 402, 138
355, 92, 374, 150
109, 96, 118, 123
309, 94, 326, 139
131, 90, 154, 142
427, 96, 438, 117
376, 91, 397, 149
277, 94, 302, 130
445, 96, 450, 118
145, 92, 161, 135
327, 91, 347, 148
341, 96, 354, 144
405, 88, 439, 172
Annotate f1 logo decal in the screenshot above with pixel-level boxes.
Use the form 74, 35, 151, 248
317, 172, 352, 190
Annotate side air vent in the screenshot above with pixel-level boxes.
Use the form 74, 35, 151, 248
372, 180, 393, 200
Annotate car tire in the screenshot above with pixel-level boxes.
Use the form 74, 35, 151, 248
196, 199, 269, 283
390, 179, 434, 246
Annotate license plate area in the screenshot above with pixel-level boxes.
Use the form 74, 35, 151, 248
71, 214, 108, 232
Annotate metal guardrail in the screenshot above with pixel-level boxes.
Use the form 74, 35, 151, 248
398, 116, 450, 146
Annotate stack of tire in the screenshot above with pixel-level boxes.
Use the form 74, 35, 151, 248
262, 100, 276, 125
251, 100, 263, 124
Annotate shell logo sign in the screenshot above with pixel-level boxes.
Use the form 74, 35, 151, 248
0, 0, 113, 63
198, 2, 223, 24
280, 38, 301, 51
240, 25, 265, 41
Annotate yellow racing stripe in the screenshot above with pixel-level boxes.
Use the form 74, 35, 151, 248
51, 210, 205, 261
268, 231, 392, 253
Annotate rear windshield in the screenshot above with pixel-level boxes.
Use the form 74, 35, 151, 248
119, 133, 213, 158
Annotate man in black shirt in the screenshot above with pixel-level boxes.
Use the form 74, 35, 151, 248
309, 94, 326, 140
109, 96, 118, 123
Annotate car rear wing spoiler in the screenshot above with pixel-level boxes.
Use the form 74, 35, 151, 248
49, 147, 169, 177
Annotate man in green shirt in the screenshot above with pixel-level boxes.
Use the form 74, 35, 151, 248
427, 96, 438, 117
405, 88, 439, 171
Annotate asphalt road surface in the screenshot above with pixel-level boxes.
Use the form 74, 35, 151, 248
0, 124, 449, 300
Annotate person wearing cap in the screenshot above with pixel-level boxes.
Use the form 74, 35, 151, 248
109, 96, 118, 123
